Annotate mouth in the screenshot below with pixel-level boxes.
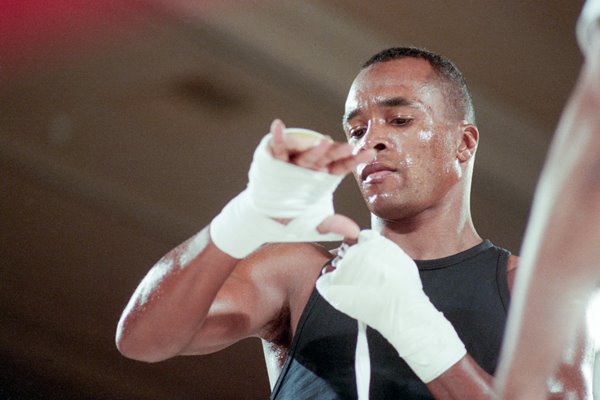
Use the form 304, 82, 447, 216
359, 162, 397, 183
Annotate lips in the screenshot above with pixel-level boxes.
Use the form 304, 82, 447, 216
359, 162, 397, 182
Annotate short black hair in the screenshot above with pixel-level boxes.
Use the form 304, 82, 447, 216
363, 47, 475, 123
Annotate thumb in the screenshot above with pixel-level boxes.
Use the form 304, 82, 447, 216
316, 214, 360, 242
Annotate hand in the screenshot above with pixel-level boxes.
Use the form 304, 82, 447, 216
269, 119, 374, 175
268, 119, 373, 241
316, 230, 466, 383
210, 120, 371, 258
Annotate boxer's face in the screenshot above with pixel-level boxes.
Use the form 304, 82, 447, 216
343, 57, 463, 220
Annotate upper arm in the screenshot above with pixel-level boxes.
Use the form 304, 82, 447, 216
179, 242, 330, 355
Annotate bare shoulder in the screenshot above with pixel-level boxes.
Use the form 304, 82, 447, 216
506, 254, 519, 293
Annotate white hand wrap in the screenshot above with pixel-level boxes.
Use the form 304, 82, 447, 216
210, 131, 344, 258
316, 230, 466, 383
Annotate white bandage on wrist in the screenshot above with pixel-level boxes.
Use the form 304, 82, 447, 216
247, 132, 342, 218
210, 130, 344, 258
387, 301, 466, 382
316, 230, 466, 383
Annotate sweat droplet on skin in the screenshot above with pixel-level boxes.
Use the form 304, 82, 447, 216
418, 130, 433, 141
131, 256, 173, 306
367, 191, 394, 205
178, 230, 208, 266
133, 229, 209, 306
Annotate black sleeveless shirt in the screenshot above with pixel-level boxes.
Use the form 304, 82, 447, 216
270, 240, 511, 399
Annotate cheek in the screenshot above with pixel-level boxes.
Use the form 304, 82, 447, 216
415, 132, 457, 179
418, 130, 433, 141
407, 130, 439, 165
388, 132, 415, 166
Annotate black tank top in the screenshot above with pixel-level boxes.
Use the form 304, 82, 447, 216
270, 240, 511, 399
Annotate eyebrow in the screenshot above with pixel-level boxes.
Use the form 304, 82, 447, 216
342, 96, 417, 124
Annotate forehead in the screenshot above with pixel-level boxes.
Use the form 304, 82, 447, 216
345, 58, 443, 116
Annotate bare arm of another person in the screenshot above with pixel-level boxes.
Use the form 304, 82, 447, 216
495, 12, 600, 399
115, 120, 373, 362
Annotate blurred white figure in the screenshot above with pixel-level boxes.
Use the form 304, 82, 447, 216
495, 0, 600, 398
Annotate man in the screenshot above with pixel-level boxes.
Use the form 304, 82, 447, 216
116, 47, 587, 398
495, 0, 600, 398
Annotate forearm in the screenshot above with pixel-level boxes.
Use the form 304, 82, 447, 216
116, 226, 239, 362
495, 44, 600, 398
317, 232, 495, 399
427, 355, 494, 400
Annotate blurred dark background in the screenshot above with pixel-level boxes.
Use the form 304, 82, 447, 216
0, 0, 586, 398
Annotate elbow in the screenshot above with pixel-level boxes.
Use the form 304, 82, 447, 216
115, 324, 173, 364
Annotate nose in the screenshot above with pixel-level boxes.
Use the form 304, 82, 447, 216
361, 122, 390, 152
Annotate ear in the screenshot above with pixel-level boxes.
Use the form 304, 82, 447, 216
457, 123, 479, 162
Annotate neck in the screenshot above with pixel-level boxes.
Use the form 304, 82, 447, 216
371, 197, 481, 260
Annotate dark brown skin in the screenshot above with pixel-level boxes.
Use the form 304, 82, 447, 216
115, 118, 370, 364
116, 58, 593, 399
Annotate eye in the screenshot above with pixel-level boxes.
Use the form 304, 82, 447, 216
349, 126, 367, 139
390, 117, 411, 127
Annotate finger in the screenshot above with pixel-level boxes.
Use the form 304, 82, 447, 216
329, 149, 376, 175
291, 138, 332, 170
269, 119, 289, 162
310, 142, 354, 170
317, 214, 360, 241
325, 142, 354, 161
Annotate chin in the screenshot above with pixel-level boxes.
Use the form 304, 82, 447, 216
367, 190, 433, 221
366, 196, 410, 220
